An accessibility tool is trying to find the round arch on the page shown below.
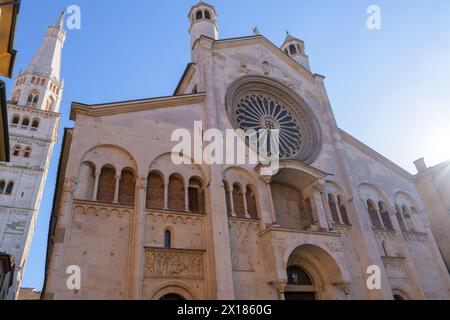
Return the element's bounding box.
[151,281,198,300]
[283,243,350,300]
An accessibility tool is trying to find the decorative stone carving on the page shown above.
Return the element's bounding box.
[239,56,249,75]
[147,212,203,226]
[136,177,147,191]
[72,200,131,218]
[326,240,344,252]
[261,61,272,75]
[63,176,77,193]
[144,248,204,279]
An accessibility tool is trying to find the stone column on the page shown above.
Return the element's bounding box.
[163,178,169,210]
[229,185,236,217]
[131,177,147,299]
[311,182,332,231]
[337,281,352,300]
[113,175,121,204]
[261,175,277,225]
[243,189,250,219]
[91,172,100,202]
[185,183,190,212]
[274,280,287,300]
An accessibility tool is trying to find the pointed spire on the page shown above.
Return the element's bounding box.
[25,12,67,82]
[54,11,65,29]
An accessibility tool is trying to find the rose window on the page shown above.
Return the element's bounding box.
[225,76,322,163]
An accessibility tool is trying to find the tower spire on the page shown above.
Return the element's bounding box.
[25,12,66,82]
[54,11,65,29]
[9,12,66,112]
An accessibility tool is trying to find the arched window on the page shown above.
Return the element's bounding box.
[164,230,171,249]
[40,79,45,86]
[23,147,32,159]
[31,118,39,131]
[21,117,30,129]
[367,200,382,229]
[223,180,232,217]
[289,44,297,55]
[168,174,185,211]
[337,196,350,225]
[5,182,14,196]
[402,206,415,231]
[146,171,164,210]
[196,10,203,20]
[188,177,205,213]
[97,166,116,203]
[118,168,135,206]
[395,205,407,232]
[204,10,211,19]
[328,194,341,224]
[46,97,55,111]
[287,266,314,286]
[378,201,393,230]
[246,185,258,219]
[11,115,20,127]
[0,180,5,194]
[232,183,245,218]
[26,94,33,106]
[31,77,36,84]
[393,294,406,301]
[12,145,21,157]
[32,95,39,107]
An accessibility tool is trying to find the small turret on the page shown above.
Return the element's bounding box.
[188,2,219,49]
[281,32,311,71]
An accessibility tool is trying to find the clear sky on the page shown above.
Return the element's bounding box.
[5,0,450,290]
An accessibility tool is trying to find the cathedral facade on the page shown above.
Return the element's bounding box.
[0,14,66,299]
[43,3,450,300]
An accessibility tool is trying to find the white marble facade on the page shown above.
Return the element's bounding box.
[0,14,65,299]
[43,3,450,300]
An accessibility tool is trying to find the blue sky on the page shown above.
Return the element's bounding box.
[5,0,450,290]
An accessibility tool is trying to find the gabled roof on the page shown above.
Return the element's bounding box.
[211,34,319,81]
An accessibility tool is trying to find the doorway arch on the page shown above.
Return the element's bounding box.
[284,244,349,300]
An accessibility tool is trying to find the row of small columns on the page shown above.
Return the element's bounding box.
[260,174,334,231]
[227,184,252,219]
[90,173,195,212]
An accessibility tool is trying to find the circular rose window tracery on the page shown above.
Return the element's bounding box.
[225,76,322,164]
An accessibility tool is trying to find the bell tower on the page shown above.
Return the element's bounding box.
[10,12,66,112]
[281,32,311,71]
[188,2,219,49]
[0,12,66,300]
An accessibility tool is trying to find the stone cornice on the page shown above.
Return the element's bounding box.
[70,93,206,120]
[0,163,43,175]
[7,103,61,119]
[213,35,319,82]
[339,129,414,182]
[259,225,340,238]
[10,133,52,145]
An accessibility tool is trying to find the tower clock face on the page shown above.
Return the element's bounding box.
[226,76,322,164]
